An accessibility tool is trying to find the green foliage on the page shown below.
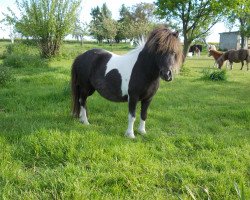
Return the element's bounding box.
[234,182,246,200]
[4,43,38,56]
[3,43,48,68]
[90,3,156,43]
[90,3,113,42]
[5,0,81,58]
[224,0,250,47]
[72,20,89,46]
[3,54,48,68]
[155,0,227,57]
[201,68,227,81]
[118,3,156,40]
[180,66,191,76]
[102,17,118,42]
[0,65,14,86]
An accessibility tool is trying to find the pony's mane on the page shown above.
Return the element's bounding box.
[209,49,223,55]
[122,37,146,56]
[145,27,183,71]
[145,27,181,55]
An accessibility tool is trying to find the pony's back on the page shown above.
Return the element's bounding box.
[226,49,249,62]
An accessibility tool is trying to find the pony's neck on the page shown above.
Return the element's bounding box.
[211,50,223,60]
[137,49,161,80]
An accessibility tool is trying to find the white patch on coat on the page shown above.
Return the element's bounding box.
[79,106,89,125]
[138,118,146,134]
[125,114,136,138]
[105,44,144,96]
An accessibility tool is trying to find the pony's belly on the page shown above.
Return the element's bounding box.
[92,69,128,102]
[97,90,128,102]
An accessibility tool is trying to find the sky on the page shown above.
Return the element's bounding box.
[0,0,234,42]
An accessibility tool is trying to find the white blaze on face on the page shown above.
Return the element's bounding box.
[105,46,144,96]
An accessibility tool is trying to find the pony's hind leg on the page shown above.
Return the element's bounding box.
[79,96,89,125]
[240,61,244,70]
[79,86,95,125]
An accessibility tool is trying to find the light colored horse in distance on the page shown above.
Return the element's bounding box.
[217,49,250,70]
[208,44,216,51]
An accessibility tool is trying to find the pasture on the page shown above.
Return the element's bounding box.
[0,41,249,199]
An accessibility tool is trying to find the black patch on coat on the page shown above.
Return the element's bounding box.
[74,49,126,102]
[189,44,202,55]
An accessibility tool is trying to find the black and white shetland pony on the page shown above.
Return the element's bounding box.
[71,27,182,138]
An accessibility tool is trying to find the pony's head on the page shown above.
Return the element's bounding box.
[145,27,182,81]
[208,50,212,57]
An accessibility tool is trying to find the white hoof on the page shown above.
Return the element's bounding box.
[80,119,90,125]
[138,128,146,135]
[125,131,135,139]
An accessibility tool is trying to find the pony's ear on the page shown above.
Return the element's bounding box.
[173,31,179,38]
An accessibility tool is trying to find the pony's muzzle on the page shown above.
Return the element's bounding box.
[160,69,172,81]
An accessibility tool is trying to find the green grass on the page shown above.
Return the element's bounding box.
[0,41,249,199]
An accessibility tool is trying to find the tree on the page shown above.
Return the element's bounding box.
[4,0,81,58]
[132,2,156,22]
[89,6,103,42]
[102,17,117,43]
[155,0,227,59]
[225,0,250,48]
[115,4,132,42]
[89,3,113,43]
[72,20,88,46]
[117,3,156,42]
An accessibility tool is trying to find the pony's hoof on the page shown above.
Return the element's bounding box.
[125,131,135,139]
[138,129,146,135]
[80,119,90,125]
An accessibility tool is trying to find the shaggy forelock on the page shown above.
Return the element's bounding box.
[145,27,183,72]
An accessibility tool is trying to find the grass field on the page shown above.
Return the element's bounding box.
[0,41,249,199]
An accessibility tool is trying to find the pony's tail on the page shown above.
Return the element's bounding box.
[71,62,80,117]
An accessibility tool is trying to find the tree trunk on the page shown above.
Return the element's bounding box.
[239,17,246,49]
[240,32,245,49]
[40,38,61,58]
[80,36,83,46]
[183,37,192,62]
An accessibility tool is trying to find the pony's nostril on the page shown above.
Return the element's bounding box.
[167,70,172,76]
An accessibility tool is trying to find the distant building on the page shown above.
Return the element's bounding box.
[219,31,250,50]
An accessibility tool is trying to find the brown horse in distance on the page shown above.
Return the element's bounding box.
[217,49,250,70]
[208,49,224,68]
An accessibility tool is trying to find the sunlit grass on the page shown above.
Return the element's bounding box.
[0,41,249,199]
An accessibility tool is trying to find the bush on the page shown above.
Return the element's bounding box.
[201,68,227,81]
[2,43,48,68]
[180,65,191,76]
[4,43,37,56]
[3,54,48,68]
[0,65,14,86]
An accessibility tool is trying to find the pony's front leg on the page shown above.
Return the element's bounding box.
[138,99,152,134]
[125,96,138,138]
[230,62,233,70]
